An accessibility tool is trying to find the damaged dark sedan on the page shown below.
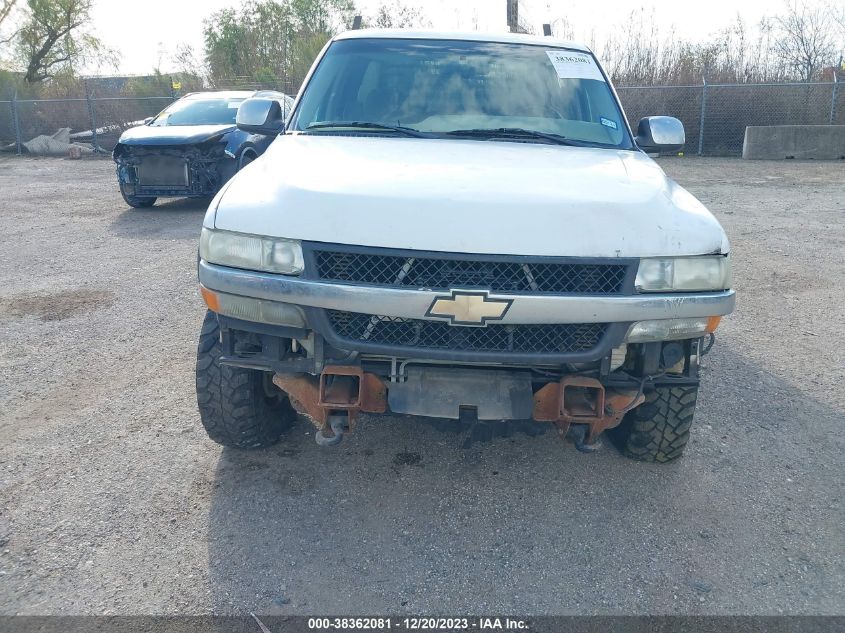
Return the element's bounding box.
[113,90,293,208]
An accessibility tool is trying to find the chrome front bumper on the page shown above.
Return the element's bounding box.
[198,260,736,325]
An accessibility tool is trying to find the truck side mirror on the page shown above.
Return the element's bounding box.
[635,116,685,154]
[237,98,285,136]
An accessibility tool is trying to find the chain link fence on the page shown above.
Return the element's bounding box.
[1,94,175,154]
[1,80,842,156]
[617,80,843,156]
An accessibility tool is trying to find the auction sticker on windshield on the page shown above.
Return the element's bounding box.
[546,51,605,81]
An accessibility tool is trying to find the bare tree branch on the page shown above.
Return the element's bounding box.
[773,0,837,80]
[0,0,17,47]
[367,0,430,29]
[0,0,16,26]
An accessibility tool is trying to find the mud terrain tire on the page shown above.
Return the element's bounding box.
[195,310,295,448]
[611,385,698,463]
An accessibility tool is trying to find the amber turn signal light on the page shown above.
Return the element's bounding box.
[199,285,220,312]
[706,316,722,333]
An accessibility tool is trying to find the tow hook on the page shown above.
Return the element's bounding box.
[273,366,387,448]
[568,424,603,453]
[532,375,645,448]
[315,413,350,447]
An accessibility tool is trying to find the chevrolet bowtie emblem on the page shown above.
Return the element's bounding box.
[425,290,513,327]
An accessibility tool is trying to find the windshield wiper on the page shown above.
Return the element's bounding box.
[443,128,586,146]
[305,121,429,138]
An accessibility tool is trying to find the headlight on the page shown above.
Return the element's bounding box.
[199,228,304,275]
[636,255,731,292]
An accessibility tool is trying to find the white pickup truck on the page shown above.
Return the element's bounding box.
[195,30,734,462]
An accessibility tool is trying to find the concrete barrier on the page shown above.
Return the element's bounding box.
[742,125,845,160]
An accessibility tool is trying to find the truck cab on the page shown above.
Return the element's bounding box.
[195,30,734,462]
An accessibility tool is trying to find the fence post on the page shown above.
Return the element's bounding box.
[830,74,839,125]
[697,78,707,156]
[84,79,100,153]
[11,92,22,155]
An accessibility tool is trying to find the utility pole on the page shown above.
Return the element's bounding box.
[507,0,518,33]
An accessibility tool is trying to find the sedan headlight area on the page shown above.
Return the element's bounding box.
[626,316,721,343]
[636,255,731,292]
[200,228,304,275]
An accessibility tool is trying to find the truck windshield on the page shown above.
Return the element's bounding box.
[291,38,632,149]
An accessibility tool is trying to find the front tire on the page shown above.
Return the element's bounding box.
[120,185,156,208]
[610,385,698,463]
[195,310,295,449]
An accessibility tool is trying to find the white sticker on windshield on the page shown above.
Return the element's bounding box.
[228,102,241,109]
[546,51,605,82]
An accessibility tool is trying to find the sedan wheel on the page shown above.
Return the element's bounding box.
[238,152,256,170]
[120,185,156,209]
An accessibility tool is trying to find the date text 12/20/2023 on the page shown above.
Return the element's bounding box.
[306,617,530,630]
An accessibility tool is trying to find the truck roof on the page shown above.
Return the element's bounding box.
[333,29,591,53]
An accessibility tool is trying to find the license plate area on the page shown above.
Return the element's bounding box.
[136,156,189,187]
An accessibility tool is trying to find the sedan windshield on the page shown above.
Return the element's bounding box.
[291,38,631,148]
[150,98,245,127]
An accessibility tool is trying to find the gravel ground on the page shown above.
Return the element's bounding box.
[0,156,843,616]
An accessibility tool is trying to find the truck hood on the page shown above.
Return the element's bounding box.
[211,135,729,258]
[118,124,234,146]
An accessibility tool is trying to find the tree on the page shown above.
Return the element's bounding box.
[773,0,838,80]
[14,0,116,82]
[830,1,845,69]
[368,1,429,29]
[0,0,14,25]
[0,0,18,51]
[589,8,797,86]
[600,8,662,85]
[833,2,845,36]
[0,0,15,32]
[203,0,355,91]
[290,0,354,34]
[171,43,203,78]
[204,1,295,86]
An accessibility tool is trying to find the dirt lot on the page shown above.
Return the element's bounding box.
[0,156,843,616]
